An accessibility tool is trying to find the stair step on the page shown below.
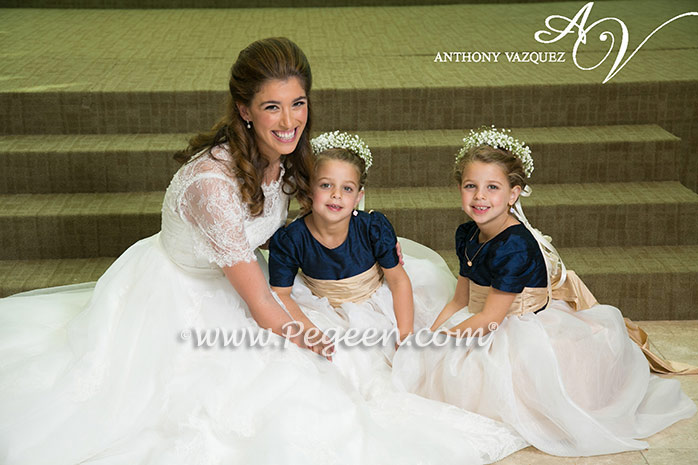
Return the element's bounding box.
[0,257,115,298]
[435,245,698,320]
[2,182,692,259]
[4,245,696,321]
[1,182,695,260]
[0,191,164,259]
[0,125,680,194]
[0,134,184,194]
[5,84,696,137]
[360,182,698,249]
[359,125,680,187]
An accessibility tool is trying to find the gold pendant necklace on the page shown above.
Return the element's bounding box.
[464,228,488,267]
[465,219,518,267]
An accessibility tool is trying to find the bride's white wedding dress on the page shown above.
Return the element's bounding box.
[0,146,526,465]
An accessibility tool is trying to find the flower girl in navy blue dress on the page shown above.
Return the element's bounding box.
[268,132,461,396]
[391,127,696,457]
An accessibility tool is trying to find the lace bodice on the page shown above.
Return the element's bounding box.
[160,145,288,274]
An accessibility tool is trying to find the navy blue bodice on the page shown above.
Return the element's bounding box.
[269,210,399,287]
[456,221,547,293]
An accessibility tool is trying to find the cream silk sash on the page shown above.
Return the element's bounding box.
[300,263,383,308]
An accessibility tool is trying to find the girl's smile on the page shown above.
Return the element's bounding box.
[460,161,521,239]
[310,159,364,225]
[470,205,491,214]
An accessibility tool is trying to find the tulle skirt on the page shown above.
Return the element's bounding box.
[391,299,697,457]
[0,234,526,464]
[281,238,457,396]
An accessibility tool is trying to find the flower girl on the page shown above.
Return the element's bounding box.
[269,131,456,394]
[391,126,697,457]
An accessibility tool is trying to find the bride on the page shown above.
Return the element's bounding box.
[0,37,526,464]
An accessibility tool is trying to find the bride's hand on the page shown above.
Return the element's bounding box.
[395,240,404,265]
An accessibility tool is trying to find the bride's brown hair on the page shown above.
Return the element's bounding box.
[174,37,314,216]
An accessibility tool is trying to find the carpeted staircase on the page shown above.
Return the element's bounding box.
[1,2,697,319]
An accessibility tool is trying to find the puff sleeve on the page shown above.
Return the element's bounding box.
[487,235,543,293]
[268,227,300,287]
[368,211,399,270]
[178,173,257,268]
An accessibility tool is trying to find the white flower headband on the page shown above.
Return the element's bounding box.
[455,126,534,178]
[310,131,373,171]
[455,127,564,286]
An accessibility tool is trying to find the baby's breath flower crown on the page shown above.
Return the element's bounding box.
[310,131,373,171]
[455,126,534,178]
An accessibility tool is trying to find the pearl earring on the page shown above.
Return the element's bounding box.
[246,120,251,129]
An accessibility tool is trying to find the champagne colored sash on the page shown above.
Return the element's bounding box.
[469,282,548,316]
[510,190,696,374]
[550,270,599,311]
[623,318,698,375]
[468,272,597,317]
[300,263,383,308]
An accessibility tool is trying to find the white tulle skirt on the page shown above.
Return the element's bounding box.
[391,298,697,457]
[0,234,527,464]
[280,237,459,397]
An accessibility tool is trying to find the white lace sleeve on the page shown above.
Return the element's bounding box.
[178,173,257,268]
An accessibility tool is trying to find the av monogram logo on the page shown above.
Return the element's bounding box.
[534,2,697,83]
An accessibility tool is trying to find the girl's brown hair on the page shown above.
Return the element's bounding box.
[315,148,367,187]
[174,37,314,217]
[454,145,527,190]
[300,148,367,215]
